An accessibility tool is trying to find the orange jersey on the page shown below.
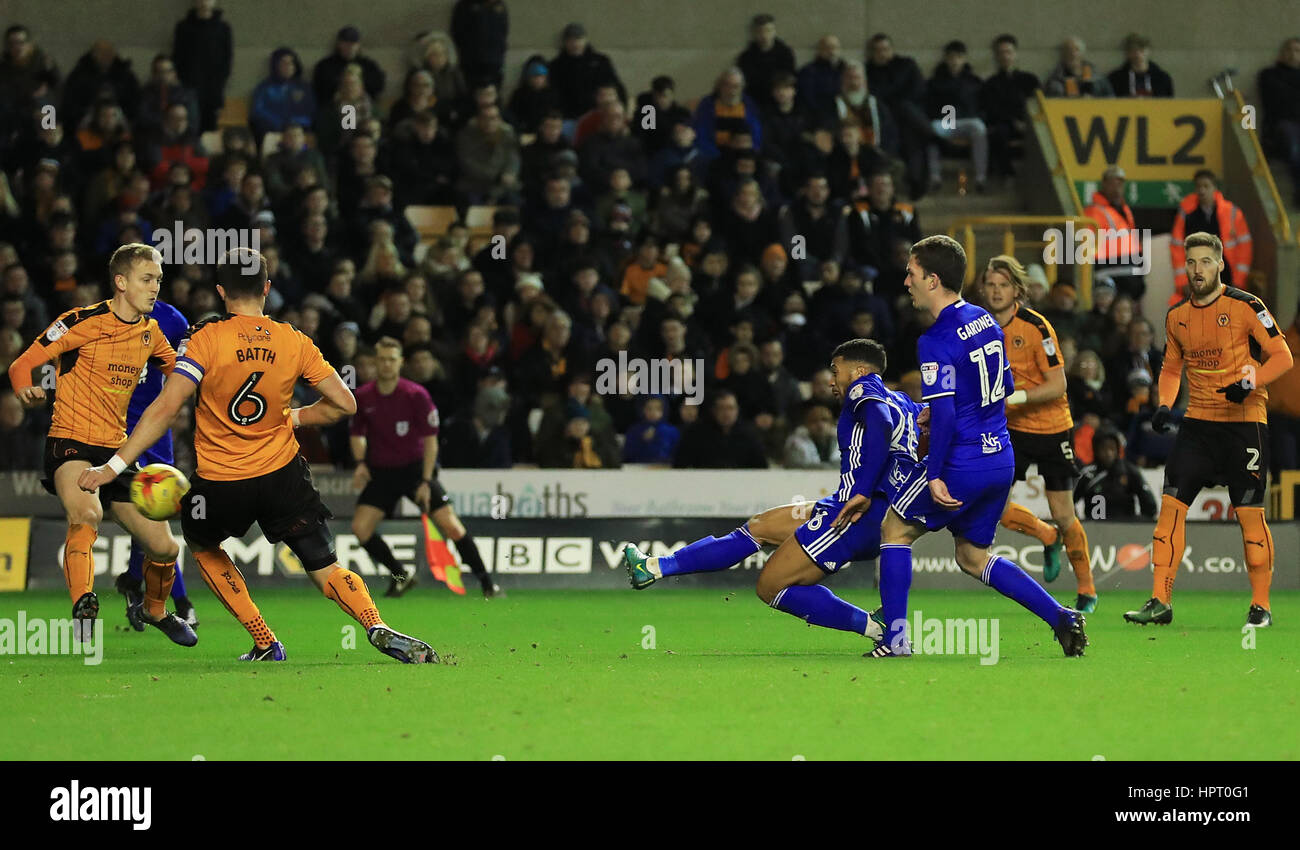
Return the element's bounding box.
[1161,286,1282,424]
[10,301,176,448]
[1001,306,1073,434]
[173,313,335,481]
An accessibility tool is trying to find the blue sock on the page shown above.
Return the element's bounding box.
[984,556,1064,626]
[171,560,188,600]
[658,525,760,577]
[126,542,144,584]
[771,584,868,634]
[879,544,913,652]
[128,541,188,600]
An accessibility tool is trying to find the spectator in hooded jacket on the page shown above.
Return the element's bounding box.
[508,55,559,134]
[250,47,315,143]
[1107,33,1173,97]
[171,0,233,133]
[549,22,627,123]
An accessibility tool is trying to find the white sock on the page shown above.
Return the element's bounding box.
[647,557,663,578]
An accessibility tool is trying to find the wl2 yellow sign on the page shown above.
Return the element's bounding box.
[1043,98,1223,182]
[0,518,30,591]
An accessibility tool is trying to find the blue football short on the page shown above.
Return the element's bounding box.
[794,495,890,573]
[888,459,1015,547]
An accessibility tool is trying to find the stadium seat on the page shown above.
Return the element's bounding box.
[405,205,458,243]
[465,205,498,237]
[217,96,249,129]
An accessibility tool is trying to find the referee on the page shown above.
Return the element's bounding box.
[350,338,502,597]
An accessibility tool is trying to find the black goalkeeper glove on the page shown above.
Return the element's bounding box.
[1150,405,1172,433]
[1216,381,1252,404]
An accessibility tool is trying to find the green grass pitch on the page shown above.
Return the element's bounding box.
[2,588,1296,760]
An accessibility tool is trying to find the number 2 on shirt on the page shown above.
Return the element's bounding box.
[968,340,1006,407]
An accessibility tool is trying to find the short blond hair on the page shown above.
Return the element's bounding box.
[374,336,404,356]
[108,243,161,288]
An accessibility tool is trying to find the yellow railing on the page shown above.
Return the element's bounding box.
[1033,90,1085,218]
[1232,90,1293,245]
[1268,470,1300,520]
[946,215,1100,305]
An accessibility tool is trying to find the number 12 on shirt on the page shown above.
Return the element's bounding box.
[968,340,1007,407]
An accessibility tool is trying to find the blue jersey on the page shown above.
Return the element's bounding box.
[918,299,1014,476]
[126,299,188,464]
[834,373,923,500]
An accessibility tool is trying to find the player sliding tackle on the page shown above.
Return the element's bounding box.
[625,338,923,644]
[871,235,1087,658]
[78,247,437,663]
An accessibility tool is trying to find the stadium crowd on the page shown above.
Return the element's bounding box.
[0,1,1297,476]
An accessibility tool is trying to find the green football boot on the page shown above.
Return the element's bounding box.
[1123,597,1173,625]
[1043,526,1064,583]
[624,544,657,590]
[1075,594,1098,614]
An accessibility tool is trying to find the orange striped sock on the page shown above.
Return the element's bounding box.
[1236,507,1273,610]
[63,523,96,602]
[1151,495,1188,604]
[1000,502,1058,546]
[142,558,176,620]
[1061,519,1095,596]
[194,548,277,647]
[322,567,383,630]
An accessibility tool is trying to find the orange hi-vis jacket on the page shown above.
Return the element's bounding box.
[1169,190,1252,302]
[1082,191,1139,262]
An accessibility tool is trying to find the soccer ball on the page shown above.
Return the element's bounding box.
[130,463,191,521]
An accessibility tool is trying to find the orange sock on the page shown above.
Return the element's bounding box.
[1061,518,1094,596]
[1151,495,1189,604]
[321,567,383,630]
[142,558,176,620]
[1236,507,1273,610]
[63,523,97,603]
[1001,502,1057,545]
[193,548,277,647]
